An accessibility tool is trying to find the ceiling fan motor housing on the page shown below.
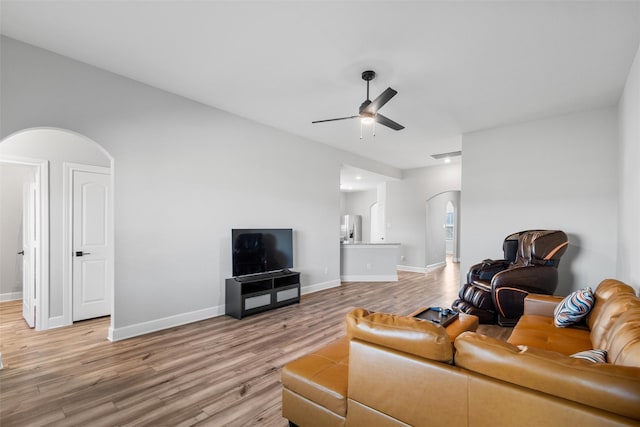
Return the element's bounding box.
[361,70,376,81]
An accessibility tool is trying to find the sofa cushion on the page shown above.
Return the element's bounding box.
[281,337,349,417]
[586,279,637,331]
[455,332,640,421]
[508,314,592,355]
[345,308,453,362]
[553,288,594,327]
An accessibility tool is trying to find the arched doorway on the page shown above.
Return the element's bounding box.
[0,128,114,335]
[425,191,460,268]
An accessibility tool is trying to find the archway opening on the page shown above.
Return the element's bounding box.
[0,128,114,337]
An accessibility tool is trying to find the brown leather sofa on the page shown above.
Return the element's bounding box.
[282,279,640,427]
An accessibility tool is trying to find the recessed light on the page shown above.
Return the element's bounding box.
[444,158,451,164]
[355,176,362,180]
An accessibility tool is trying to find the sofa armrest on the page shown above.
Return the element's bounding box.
[523,294,564,317]
[454,332,640,421]
[346,308,453,362]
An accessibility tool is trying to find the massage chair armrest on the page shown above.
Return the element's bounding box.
[492,265,559,294]
[491,267,559,319]
[523,294,564,317]
[345,308,453,362]
[467,259,509,284]
[454,332,640,421]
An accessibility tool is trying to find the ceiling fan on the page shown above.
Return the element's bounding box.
[312,70,405,133]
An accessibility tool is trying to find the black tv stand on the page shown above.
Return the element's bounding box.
[225,270,300,319]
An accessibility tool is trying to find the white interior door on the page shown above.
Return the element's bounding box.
[72,169,112,321]
[21,182,37,328]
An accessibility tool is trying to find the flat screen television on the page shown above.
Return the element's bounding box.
[232,228,293,277]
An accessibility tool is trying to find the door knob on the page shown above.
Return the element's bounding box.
[75,251,92,257]
[17,250,24,255]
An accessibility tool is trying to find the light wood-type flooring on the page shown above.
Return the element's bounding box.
[0,260,511,426]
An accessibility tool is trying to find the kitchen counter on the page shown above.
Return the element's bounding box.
[340,241,401,246]
[340,242,400,282]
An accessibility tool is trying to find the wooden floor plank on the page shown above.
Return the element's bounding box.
[0,260,511,426]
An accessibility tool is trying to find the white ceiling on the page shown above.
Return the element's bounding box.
[1,1,639,170]
[340,165,399,193]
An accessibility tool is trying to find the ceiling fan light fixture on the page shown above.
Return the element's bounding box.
[361,113,375,125]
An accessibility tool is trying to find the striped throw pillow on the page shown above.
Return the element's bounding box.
[553,287,594,327]
[571,349,607,363]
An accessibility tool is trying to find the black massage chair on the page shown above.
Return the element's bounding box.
[452,230,569,326]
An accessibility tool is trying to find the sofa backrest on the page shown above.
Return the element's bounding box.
[587,279,640,367]
[605,308,640,367]
[345,308,453,362]
[454,332,640,421]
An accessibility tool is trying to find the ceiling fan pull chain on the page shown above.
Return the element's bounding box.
[373,119,376,138]
[360,120,363,140]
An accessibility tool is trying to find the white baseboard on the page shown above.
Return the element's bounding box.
[108,278,342,342]
[426,261,447,269]
[340,274,398,282]
[301,279,341,295]
[108,304,225,342]
[0,291,22,302]
[397,265,427,273]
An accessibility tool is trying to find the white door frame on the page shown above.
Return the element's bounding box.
[0,156,50,330]
[63,162,114,326]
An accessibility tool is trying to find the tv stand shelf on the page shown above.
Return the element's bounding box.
[225,270,300,319]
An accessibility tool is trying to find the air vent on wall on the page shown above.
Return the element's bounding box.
[431,150,462,160]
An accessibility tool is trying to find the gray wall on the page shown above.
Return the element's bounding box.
[461,107,619,295]
[385,163,462,269]
[0,164,35,298]
[0,36,401,334]
[341,189,377,242]
[618,43,640,291]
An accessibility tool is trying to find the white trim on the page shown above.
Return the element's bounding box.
[340,274,398,282]
[397,265,427,273]
[108,305,225,342]
[0,292,23,302]
[46,315,69,329]
[301,279,341,295]
[0,155,50,331]
[426,261,447,269]
[63,162,113,326]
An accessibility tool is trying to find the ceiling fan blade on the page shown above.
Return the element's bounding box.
[362,87,397,114]
[312,116,359,124]
[375,113,405,130]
